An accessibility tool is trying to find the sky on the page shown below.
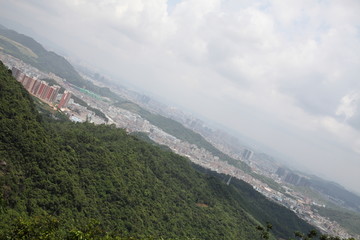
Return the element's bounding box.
[1,0,360,193]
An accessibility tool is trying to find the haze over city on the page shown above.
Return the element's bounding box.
[1,0,360,194]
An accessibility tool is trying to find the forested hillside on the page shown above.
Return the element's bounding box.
[314,206,360,236]
[0,27,121,101]
[310,177,360,213]
[0,61,314,239]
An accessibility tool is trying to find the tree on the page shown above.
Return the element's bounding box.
[2,215,60,240]
[256,222,272,239]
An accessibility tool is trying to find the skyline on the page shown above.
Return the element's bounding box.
[1,0,360,193]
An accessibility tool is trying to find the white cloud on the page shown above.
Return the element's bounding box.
[336,92,360,121]
[321,116,360,154]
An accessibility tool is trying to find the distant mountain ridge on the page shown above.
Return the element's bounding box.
[0,26,121,101]
[0,27,80,80]
[276,167,360,213]
[310,176,360,212]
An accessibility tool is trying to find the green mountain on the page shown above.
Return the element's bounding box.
[0,27,121,101]
[314,206,360,236]
[277,167,360,213]
[0,61,315,239]
[309,177,360,213]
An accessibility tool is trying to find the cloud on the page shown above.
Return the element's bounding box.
[336,91,360,121]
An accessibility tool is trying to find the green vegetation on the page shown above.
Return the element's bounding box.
[0,61,316,239]
[309,177,360,213]
[114,101,251,172]
[256,222,273,239]
[32,96,68,122]
[0,35,38,58]
[2,217,354,240]
[192,165,314,239]
[257,227,355,240]
[1,215,201,240]
[0,28,122,101]
[314,206,360,236]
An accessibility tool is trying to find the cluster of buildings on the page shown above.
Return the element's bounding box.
[254,184,353,238]
[242,148,254,160]
[276,167,311,187]
[106,105,149,131]
[58,90,72,109]
[11,66,72,109]
[67,100,108,124]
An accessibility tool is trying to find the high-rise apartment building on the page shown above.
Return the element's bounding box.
[242,149,254,160]
[10,67,63,105]
[58,90,72,109]
[36,81,47,97]
[45,87,54,102]
[11,67,21,79]
[40,85,51,100]
[49,86,60,103]
[22,76,31,87]
[30,80,41,95]
[17,72,26,83]
[25,78,36,92]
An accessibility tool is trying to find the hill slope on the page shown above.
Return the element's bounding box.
[0,27,121,101]
[314,206,360,236]
[310,177,360,213]
[0,61,316,239]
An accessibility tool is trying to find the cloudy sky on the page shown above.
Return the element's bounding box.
[1,0,360,193]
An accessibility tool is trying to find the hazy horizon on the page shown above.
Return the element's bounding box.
[1,0,360,194]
